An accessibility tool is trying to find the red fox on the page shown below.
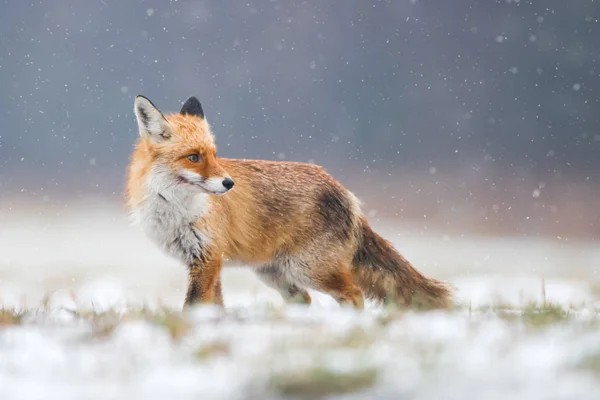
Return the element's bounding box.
[125,95,453,310]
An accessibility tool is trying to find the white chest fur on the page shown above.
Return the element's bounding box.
[133,191,211,265]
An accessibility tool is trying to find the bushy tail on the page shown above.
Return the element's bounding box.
[352,218,454,310]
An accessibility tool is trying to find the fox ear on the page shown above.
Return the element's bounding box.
[134,95,171,142]
[180,96,204,119]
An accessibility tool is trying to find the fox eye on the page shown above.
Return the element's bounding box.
[187,154,201,163]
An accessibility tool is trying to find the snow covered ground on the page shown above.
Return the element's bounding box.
[1,204,600,399]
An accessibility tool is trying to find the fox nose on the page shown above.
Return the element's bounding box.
[222,177,235,190]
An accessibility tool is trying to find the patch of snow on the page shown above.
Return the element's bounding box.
[1,206,600,399]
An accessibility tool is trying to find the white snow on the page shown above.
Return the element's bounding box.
[1,204,600,399]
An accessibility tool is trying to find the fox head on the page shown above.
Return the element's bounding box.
[133,95,234,197]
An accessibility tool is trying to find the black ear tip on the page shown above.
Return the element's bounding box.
[183,96,201,109]
[180,95,205,118]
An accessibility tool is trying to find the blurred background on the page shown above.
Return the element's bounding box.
[0,1,599,308]
[1,0,598,238]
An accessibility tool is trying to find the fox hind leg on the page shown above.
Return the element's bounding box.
[302,259,364,310]
[267,254,364,310]
[255,266,312,305]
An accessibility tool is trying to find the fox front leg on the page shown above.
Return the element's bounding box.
[213,276,224,307]
[184,257,223,308]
